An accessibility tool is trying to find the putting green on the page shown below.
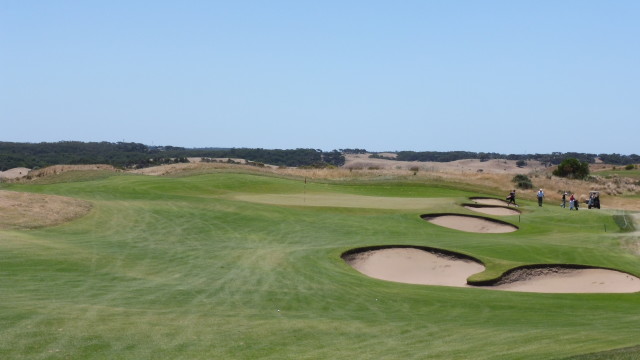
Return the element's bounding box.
[232,193,452,209]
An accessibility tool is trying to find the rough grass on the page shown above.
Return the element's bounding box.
[0,190,92,229]
[1,170,639,359]
[562,345,640,360]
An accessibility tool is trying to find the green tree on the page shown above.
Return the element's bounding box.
[552,158,590,179]
[512,174,533,189]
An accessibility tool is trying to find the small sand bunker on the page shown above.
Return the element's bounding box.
[421,213,518,233]
[464,204,520,216]
[470,197,511,206]
[343,246,485,287]
[487,266,640,293]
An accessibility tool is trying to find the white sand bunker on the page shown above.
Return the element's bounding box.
[487,266,640,293]
[343,247,485,287]
[464,204,520,216]
[470,197,511,206]
[343,247,640,293]
[421,214,518,233]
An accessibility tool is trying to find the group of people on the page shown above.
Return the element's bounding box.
[561,192,579,210]
[506,189,580,210]
[506,189,546,207]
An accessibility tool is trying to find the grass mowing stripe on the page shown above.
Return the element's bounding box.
[1,172,639,359]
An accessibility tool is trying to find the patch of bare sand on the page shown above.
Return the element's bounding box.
[343,153,542,174]
[233,193,451,209]
[464,205,520,216]
[129,162,277,176]
[0,167,31,179]
[470,197,511,206]
[490,267,640,294]
[422,214,518,233]
[0,190,92,230]
[343,247,485,287]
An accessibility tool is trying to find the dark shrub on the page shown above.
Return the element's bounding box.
[512,174,533,189]
[552,158,590,179]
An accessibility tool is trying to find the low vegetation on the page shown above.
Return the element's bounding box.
[512,174,534,189]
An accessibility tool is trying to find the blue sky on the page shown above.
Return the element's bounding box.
[1,1,639,154]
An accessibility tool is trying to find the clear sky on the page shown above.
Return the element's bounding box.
[1,1,639,154]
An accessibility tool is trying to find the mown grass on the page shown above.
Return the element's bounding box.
[1,172,639,359]
[594,168,640,180]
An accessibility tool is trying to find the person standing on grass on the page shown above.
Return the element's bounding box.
[561,192,567,208]
[569,194,575,210]
[537,189,545,207]
[507,190,517,206]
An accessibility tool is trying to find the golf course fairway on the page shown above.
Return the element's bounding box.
[1,170,639,359]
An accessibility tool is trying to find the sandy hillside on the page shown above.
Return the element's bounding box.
[0,167,31,179]
[343,153,545,174]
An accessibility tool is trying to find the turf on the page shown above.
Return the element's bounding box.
[1,172,639,359]
[594,168,640,180]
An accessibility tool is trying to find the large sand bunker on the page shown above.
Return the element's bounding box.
[463,204,520,216]
[343,247,640,293]
[342,246,485,287]
[421,213,518,233]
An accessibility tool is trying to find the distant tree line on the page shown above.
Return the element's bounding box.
[2,141,637,171]
[374,151,639,166]
[0,142,345,170]
[340,148,368,154]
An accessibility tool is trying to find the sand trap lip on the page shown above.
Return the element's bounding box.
[343,247,640,293]
[475,265,640,294]
[342,246,485,287]
[469,197,511,206]
[463,204,520,216]
[421,213,518,233]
